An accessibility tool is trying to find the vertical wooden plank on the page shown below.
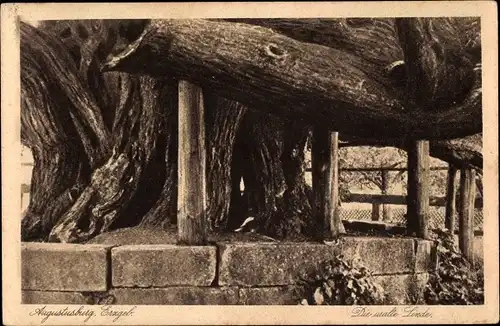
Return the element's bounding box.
[458,168,476,265]
[445,165,458,233]
[177,80,207,245]
[312,129,340,239]
[371,203,381,221]
[406,140,430,238]
[381,170,393,221]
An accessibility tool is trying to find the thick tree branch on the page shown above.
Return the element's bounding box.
[102,19,481,140]
[395,18,478,111]
[21,22,111,166]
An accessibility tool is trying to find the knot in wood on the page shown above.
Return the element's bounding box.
[264,43,287,60]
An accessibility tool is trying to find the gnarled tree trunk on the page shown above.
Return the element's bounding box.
[22,20,248,241]
[21,18,483,242]
[232,111,313,239]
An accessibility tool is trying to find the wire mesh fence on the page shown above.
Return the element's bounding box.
[339,206,484,231]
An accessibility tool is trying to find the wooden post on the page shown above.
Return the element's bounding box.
[371,203,381,221]
[406,140,430,238]
[381,170,393,221]
[445,165,458,233]
[177,80,207,245]
[312,129,340,239]
[458,168,476,265]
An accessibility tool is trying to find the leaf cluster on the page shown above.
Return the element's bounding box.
[297,255,386,305]
[424,228,484,304]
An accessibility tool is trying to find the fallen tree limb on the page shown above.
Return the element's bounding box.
[102,19,481,140]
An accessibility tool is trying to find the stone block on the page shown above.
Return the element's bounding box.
[414,239,437,272]
[22,242,111,291]
[218,242,341,286]
[22,291,89,304]
[218,237,416,286]
[373,273,429,305]
[112,245,216,287]
[239,286,301,305]
[338,237,415,275]
[110,287,238,305]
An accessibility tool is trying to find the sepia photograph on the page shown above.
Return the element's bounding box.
[2,2,498,325]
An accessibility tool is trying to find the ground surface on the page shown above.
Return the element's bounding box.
[83,220,410,246]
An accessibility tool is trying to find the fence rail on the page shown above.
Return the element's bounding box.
[306,166,448,172]
[344,192,483,208]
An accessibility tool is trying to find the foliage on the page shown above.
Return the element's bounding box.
[340,146,449,197]
[424,228,484,305]
[340,146,407,192]
[297,255,386,305]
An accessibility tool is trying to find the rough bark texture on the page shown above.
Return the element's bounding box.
[22,20,181,242]
[395,18,477,111]
[49,75,174,242]
[430,134,482,170]
[222,18,403,89]
[205,94,247,231]
[275,121,314,239]
[103,19,481,140]
[38,19,149,130]
[20,22,109,240]
[232,111,313,239]
[23,20,247,240]
[138,82,178,228]
[234,111,286,233]
[22,18,483,242]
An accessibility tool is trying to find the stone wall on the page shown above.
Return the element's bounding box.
[22,237,436,305]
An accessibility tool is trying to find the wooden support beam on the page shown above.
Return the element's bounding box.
[381,170,393,221]
[445,165,459,232]
[371,203,381,221]
[177,80,207,245]
[458,168,476,265]
[312,129,341,239]
[406,140,430,238]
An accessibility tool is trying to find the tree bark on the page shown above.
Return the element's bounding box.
[22,21,249,241]
[20,22,109,240]
[39,19,150,128]
[21,18,483,242]
[232,111,313,239]
[395,18,477,111]
[49,75,175,242]
[205,95,247,231]
[103,19,481,140]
